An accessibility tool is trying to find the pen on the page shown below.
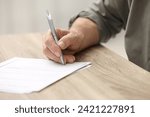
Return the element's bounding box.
[46,11,65,65]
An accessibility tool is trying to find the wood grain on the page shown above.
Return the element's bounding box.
[0,33,150,99]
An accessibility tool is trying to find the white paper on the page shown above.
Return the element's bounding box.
[0,57,91,93]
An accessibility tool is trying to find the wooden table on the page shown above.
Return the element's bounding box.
[0,33,150,99]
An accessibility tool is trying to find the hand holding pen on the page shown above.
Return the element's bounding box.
[43,11,99,64]
[43,11,80,64]
[46,11,65,64]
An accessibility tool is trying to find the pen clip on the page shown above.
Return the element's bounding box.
[46,10,51,19]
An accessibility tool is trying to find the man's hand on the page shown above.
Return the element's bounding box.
[43,28,84,64]
[43,18,100,64]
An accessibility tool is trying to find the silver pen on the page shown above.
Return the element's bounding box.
[46,11,65,65]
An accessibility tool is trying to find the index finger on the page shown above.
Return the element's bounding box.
[45,30,62,57]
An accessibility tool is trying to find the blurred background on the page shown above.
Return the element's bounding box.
[0,0,127,59]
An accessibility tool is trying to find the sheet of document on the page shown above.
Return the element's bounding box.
[0,57,91,93]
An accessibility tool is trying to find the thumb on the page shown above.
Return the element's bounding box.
[58,34,73,50]
[56,28,69,39]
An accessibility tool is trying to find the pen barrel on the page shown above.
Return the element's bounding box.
[48,19,59,43]
[47,16,65,64]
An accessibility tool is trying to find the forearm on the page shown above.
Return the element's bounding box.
[69,17,100,51]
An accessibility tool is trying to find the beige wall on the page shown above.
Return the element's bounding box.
[0,0,93,34]
[0,0,127,58]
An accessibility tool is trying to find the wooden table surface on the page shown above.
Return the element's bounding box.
[0,33,150,100]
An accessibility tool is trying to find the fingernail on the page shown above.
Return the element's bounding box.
[69,57,75,63]
[72,56,75,61]
[58,41,65,49]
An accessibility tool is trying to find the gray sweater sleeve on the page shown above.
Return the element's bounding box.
[69,0,129,42]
